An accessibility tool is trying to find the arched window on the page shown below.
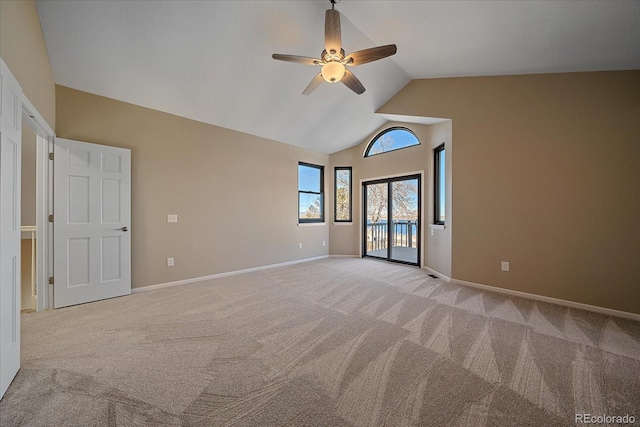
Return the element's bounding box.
[364,127,420,157]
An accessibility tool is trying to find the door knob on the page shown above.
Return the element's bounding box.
[119,226,128,232]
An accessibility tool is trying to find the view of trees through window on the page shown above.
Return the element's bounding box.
[335,167,351,222]
[434,144,445,224]
[366,180,418,225]
[365,127,420,157]
[298,163,324,222]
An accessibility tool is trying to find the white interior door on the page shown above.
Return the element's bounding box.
[54,138,131,308]
[0,59,23,399]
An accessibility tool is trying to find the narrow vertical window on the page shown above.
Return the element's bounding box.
[434,144,445,225]
[298,162,324,223]
[334,167,352,222]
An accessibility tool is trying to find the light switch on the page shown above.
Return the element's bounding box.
[167,214,178,223]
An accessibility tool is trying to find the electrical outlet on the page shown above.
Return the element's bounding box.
[322,240,326,247]
[501,261,509,272]
[167,257,175,267]
[167,214,178,223]
[298,243,303,250]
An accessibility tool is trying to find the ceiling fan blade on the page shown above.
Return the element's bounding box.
[342,70,365,95]
[272,54,321,65]
[325,9,341,54]
[302,73,325,95]
[345,44,397,66]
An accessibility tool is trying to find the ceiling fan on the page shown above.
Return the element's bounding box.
[272,0,397,95]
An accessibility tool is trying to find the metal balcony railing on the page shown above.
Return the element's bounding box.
[366,220,417,251]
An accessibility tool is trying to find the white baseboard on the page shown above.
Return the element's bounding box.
[132,255,329,294]
[329,254,359,258]
[422,266,451,282]
[453,278,640,321]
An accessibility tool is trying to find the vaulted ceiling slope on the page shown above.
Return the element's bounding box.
[35,1,640,154]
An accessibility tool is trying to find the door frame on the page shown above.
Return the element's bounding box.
[360,170,424,267]
[22,94,55,311]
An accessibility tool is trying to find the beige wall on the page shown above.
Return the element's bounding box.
[378,71,640,314]
[425,121,452,277]
[21,123,37,226]
[0,0,56,129]
[56,85,329,289]
[329,121,453,276]
[21,240,34,311]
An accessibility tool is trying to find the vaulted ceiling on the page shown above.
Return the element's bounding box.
[36,1,640,154]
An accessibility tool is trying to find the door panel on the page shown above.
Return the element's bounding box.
[389,178,419,264]
[101,236,122,282]
[363,175,420,266]
[102,178,121,222]
[0,59,22,399]
[54,138,131,308]
[364,182,387,258]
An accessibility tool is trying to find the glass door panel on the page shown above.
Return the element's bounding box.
[390,178,419,264]
[363,175,420,266]
[364,183,388,258]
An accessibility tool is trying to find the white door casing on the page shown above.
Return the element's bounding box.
[54,138,131,308]
[0,59,23,399]
[22,96,56,313]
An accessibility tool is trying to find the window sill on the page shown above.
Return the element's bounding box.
[333,222,353,226]
[430,224,445,230]
[298,222,326,227]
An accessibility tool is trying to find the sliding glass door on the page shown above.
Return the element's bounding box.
[363,175,420,265]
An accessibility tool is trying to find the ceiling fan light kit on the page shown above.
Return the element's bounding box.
[272,0,397,95]
[322,61,346,83]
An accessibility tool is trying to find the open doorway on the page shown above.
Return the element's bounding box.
[22,98,55,313]
[20,123,38,313]
[363,174,421,266]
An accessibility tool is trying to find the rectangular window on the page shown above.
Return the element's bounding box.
[434,144,445,225]
[298,162,324,223]
[334,167,352,222]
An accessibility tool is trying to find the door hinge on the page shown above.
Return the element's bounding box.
[48,214,54,223]
[48,277,54,285]
[49,152,54,161]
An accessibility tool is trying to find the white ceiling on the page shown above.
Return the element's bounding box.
[35,1,640,154]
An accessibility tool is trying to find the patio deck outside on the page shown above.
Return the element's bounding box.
[365,220,418,265]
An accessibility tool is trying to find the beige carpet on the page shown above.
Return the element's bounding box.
[1,258,639,426]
